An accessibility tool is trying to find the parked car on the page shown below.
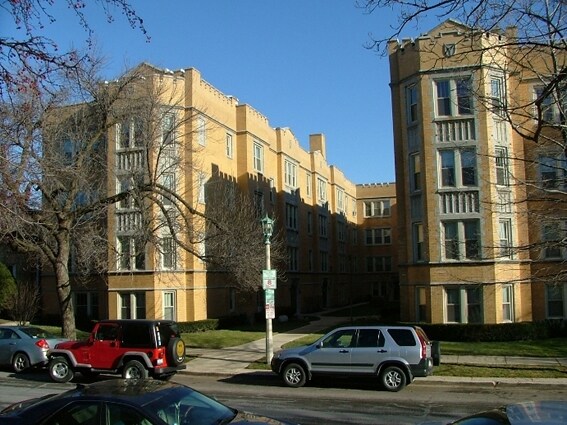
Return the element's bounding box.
[271,325,439,392]
[447,400,567,424]
[47,319,186,383]
[0,378,297,425]
[0,326,68,373]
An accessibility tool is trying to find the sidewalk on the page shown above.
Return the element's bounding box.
[182,315,567,385]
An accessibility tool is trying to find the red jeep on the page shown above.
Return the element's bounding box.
[48,319,186,383]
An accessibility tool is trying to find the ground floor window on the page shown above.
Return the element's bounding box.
[120,292,146,319]
[502,284,514,322]
[445,286,483,323]
[74,292,99,321]
[546,283,566,318]
[163,291,175,320]
[416,287,426,322]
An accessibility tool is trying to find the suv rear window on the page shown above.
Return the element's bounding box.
[121,323,153,348]
[157,323,180,347]
[387,329,417,346]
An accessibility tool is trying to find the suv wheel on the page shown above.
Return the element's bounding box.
[282,362,306,388]
[122,360,149,379]
[380,365,406,392]
[49,356,74,383]
[167,337,186,366]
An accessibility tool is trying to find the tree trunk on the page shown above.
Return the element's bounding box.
[54,235,77,340]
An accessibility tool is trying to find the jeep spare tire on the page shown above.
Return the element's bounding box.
[167,337,186,366]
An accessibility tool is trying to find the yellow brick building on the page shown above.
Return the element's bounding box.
[389,19,566,324]
[47,63,400,324]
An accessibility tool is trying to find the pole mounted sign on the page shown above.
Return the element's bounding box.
[262,269,277,290]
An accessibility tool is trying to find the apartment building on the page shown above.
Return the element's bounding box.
[32,63,399,324]
[389,19,566,324]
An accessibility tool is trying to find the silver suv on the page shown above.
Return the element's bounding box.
[270,325,438,391]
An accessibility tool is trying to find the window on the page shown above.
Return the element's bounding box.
[363,199,391,217]
[365,228,392,245]
[117,236,145,270]
[337,221,346,242]
[288,247,298,271]
[445,286,482,323]
[308,249,313,271]
[197,116,206,146]
[546,284,565,318]
[534,85,566,123]
[306,172,312,197]
[439,148,477,187]
[163,291,175,320]
[502,285,514,322]
[74,292,99,321]
[43,402,100,425]
[117,178,133,209]
[317,177,327,202]
[414,223,424,261]
[540,155,567,189]
[435,78,472,117]
[495,147,509,186]
[161,236,176,269]
[319,214,328,237]
[162,173,175,206]
[307,211,313,234]
[198,172,206,204]
[284,160,297,189]
[285,203,298,230]
[253,142,264,173]
[406,84,418,123]
[321,251,328,272]
[416,287,426,322]
[542,221,566,259]
[162,113,176,146]
[490,77,505,114]
[442,220,481,260]
[499,219,513,259]
[336,188,345,212]
[410,153,421,191]
[366,256,392,272]
[254,190,264,216]
[120,292,146,319]
[226,133,233,158]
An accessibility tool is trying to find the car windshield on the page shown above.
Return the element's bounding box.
[145,386,237,425]
[19,327,56,339]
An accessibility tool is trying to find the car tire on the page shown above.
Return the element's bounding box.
[49,356,74,383]
[167,337,186,366]
[380,365,406,392]
[282,362,306,388]
[122,360,149,380]
[12,352,30,373]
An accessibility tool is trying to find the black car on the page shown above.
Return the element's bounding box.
[0,379,295,425]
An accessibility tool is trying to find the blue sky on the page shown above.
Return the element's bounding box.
[4,1,434,183]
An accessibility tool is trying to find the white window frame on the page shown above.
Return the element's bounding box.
[502,284,514,322]
[406,84,418,123]
[119,292,146,319]
[319,214,328,238]
[336,188,345,212]
[434,77,473,117]
[546,283,567,318]
[365,228,392,245]
[253,142,264,173]
[226,133,233,158]
[445,286,483,324]
[438,148,477,188]
[495,147,510,186]
[117,236,145,271]
[306,172,312,197]
[363,199,391,218]
[163,291,175,321]
[499,219,513,259]
[284,160,297,189]
[161,236,176,269]
[317,177,327,202]
[539,154,567,190]
[541,221,567,259]
[442,220,481,261]
[285,203,298,230]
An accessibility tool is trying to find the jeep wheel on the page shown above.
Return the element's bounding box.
[49,356,74,383]
[122,360,149,380]
[167,337,186,366]
[12,352,30,373]
[380,365,406,392]
[282,362,306,388]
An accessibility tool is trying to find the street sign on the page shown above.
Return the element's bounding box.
[262,269,277,289]
[265,288,275,319]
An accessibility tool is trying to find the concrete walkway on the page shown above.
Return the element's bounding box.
[182,316,567,385]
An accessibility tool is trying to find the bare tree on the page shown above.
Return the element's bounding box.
[0,61,287,338]
[4,281,41,325]
[1,0,146,99]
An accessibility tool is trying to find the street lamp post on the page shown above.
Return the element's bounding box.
[261,214,275,365]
